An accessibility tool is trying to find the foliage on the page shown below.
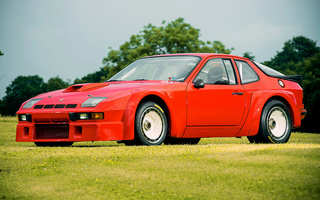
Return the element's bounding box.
[243,52,255,60]
[102,18,234,80]
[0,50,3,56]
[45,76,69,91]
[0,75,46,115]
[0,76,69,116]
[269,36,320,67]
[295,53,320,132]
[1,117,320,199]
[263,36,320,133]
[73,67,108,84]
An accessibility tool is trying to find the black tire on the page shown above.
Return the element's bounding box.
[34,142,74,147]
[135,101,168,146]
[248,100,292,144]
[247,134,264,144]
[164,137,201,145]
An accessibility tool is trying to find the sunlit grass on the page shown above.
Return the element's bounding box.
[1,117,319,199]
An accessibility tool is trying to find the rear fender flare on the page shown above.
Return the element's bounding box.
[246,90,299,136]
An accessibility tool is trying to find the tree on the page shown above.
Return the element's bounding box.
[0,51,3,56]
[0,75,46,115]
[265,36,320,133]
[295,53,320,132]
[73,68,108,84]
[270,36,320,68]
[45,76,69,91]
[243,52,255,60]
[0,75,71,116]
[102,18,234,80]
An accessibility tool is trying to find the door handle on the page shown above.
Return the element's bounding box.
[232,92,243,95]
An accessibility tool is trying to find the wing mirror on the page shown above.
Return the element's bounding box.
[194,79,205,89]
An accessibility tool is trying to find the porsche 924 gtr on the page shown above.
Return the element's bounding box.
[16,53,306,146]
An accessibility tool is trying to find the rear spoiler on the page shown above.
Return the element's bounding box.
[270,75,302,82]
[281,75,302,82]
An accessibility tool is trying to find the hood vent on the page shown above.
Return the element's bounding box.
[63,83,109,93]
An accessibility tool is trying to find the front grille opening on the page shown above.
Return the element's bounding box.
[33,104,77,109]
[74,126,82,137]
[66,104,77,108]
[44,105,54,109]
[34,105,44,109]
[35,124,69,139]
[54,104,66,108]
[23,127,29,138]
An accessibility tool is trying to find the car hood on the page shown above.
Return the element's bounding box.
[27,81,173,106]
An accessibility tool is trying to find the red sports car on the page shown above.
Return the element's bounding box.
[16,53,306,146]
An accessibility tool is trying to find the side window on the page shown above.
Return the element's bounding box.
[194,58,228,84]
[223,59,237,85]
[194,58,237,85]
[235,60,259,84]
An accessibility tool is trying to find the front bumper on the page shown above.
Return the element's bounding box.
[16,110,126,142]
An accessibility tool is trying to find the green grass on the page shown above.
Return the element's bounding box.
[1,116,320,199]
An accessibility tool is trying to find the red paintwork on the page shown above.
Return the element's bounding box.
[16,53,306,143]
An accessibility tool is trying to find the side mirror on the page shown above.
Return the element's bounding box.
[194,79,205,89]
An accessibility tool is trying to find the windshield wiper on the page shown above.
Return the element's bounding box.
[107,80,124,82]
[132,79,148,81]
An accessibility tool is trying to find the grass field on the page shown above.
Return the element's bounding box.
[1,116,319,199]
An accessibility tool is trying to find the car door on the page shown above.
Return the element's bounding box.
[187,58,246,126]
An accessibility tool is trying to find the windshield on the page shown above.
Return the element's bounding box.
[108,56,201,82]
[253,61,284,77]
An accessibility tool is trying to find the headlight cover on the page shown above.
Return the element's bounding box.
[81,97,107,107]
[18,114,32,122]
[22,98,43,109]
[69,112,104,121]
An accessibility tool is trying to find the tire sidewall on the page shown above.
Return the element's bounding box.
[135,101,168,145]
[260,100,292,143]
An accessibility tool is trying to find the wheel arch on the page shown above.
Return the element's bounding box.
[245,91,299,137]
[263,96,295,126]
[136,95,171,136]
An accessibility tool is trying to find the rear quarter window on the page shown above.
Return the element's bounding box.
[235,60,259,84]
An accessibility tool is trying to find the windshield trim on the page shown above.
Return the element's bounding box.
[107,55,202,82]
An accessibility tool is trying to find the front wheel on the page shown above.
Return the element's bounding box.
[248,100,292,144]
[135,101,168,146]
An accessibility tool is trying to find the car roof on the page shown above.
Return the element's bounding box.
[143,53,250,61]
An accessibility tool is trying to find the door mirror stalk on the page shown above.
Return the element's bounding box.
[194,79,205,89]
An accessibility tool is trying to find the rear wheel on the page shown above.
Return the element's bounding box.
[135,101,168,146]
[248,100,292,144]
[34,142,74,147]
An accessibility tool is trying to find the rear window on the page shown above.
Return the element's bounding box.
[253,61,284,77]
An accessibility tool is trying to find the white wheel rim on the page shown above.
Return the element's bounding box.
[267,106,288,138]
[141,108,164,143]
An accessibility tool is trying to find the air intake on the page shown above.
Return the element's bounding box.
[63,83,109,93]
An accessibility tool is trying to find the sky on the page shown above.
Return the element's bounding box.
[0,0,320,99]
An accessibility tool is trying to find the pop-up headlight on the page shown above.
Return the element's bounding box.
[22,98,43,109]
[81,97,107,107]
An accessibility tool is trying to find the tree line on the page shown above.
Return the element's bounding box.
[0,18,319,132]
